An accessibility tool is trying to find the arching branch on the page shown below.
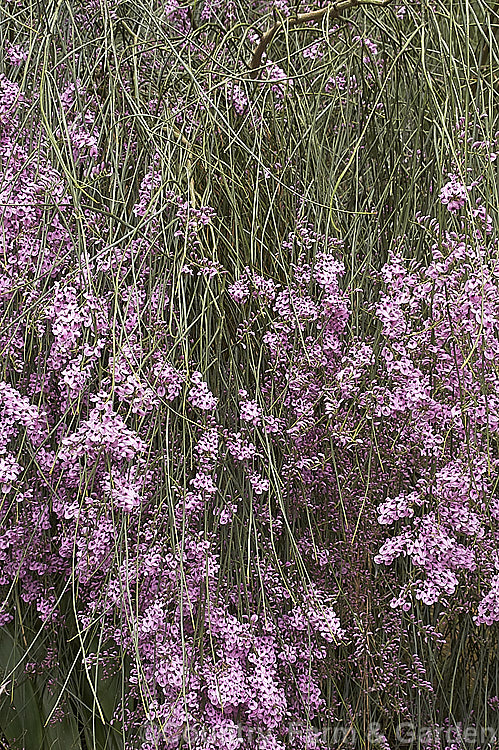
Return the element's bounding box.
[248,0,395,79]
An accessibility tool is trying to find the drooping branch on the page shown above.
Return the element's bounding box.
[248,0,395,79]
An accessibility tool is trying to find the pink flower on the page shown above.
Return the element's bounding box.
[240,399,262,427]
[439,174,470,213]
[188,372,218,411]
